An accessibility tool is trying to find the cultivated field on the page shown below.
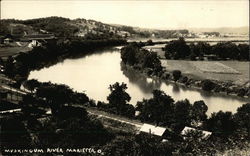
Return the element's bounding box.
[161,60,249,85]
[0,42,31,59]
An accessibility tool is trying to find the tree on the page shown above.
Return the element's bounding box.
[102,136,135,156]
[23,79,40,92]
[238,44,249,61]
[142,51,162,73]
[191,100,208,123]
[4,56,15,77]
[165,37,191,59]
[107,82,134,117]
[36,84,74,115]
[234,103,250,139]
[1,117,31,149]
[212,42,240,60]
[173,99,192,130]
[205,111,237,138]
[146,39,153,45]
[136,90,175,126]
[172,70,182,82]
[120,44,139,65]
[37,116,114,148]
[20,94,46,116]
[103,134,174,156]
[201,79,215,91]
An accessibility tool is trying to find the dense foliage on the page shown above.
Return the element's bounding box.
[165,37,191,59]
[165,38,249,60]
[136,90,208,131]
[23,80,89,114]
[2,78,250,155]
[22,17,79,37]
[121,43,163,74]
[97,82,135,118]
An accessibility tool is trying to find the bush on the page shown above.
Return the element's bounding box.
[237,88,246,97]
[172,70,182,82]
[179,76,188,83]
[201,79,215,91]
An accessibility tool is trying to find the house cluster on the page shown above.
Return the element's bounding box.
[196,32,221,38]
[139,123,212,141]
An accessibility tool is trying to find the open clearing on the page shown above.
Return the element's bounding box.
[161,60,249,85]
[0,42,31,59]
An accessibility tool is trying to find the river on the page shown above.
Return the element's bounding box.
[28,47,249,115]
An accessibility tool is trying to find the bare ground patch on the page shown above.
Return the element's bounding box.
[161,60,249,85]
[191,61,241,74]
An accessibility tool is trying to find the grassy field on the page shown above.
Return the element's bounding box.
[0,42,31,59]
[161,60,249,85]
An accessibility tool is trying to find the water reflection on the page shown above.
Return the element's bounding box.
[28,48,249,115]
[172,84,180,94]
[120,62,161,94]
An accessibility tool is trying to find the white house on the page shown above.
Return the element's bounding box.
[139,123,166,136]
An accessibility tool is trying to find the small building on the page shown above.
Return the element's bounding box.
[181,126,212,140]
[28,40,42,48]
[139,123,166,136]
[4,38,13,44]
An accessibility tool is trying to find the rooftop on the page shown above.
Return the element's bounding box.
[139,123,166,136]
[181,126,212,139]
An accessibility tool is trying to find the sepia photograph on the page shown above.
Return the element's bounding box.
[0,0,249,155]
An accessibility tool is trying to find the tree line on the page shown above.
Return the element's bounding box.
[165,37,249,61]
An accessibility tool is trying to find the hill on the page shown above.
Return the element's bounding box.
[0,16,191,39]
[189,26,249,35]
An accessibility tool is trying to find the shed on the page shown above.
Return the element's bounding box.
[181,126,212,139]
[139,123,166,136]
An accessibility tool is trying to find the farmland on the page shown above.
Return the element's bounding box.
[161,60,249,85]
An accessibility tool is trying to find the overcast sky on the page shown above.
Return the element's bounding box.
[1,0,249,29]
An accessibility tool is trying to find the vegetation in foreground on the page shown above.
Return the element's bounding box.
[1,79,250,155]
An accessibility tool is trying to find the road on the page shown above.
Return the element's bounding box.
[0,84,28,95]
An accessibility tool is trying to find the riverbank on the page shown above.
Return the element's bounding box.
[120,44,250,99]
[122,62,250,102]
[1,38,127,85]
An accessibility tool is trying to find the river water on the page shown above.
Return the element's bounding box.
[28,47,249,115]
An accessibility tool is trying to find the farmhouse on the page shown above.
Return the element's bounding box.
[139,123,166,136]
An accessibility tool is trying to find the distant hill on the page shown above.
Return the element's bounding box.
[0,16,191,39]
[189,27,249,35]
[0,17,128,39]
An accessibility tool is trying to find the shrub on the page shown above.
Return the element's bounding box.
[172,70,182,82]
[201,79,215,91]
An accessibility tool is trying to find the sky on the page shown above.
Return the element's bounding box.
[1,0,249,29]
